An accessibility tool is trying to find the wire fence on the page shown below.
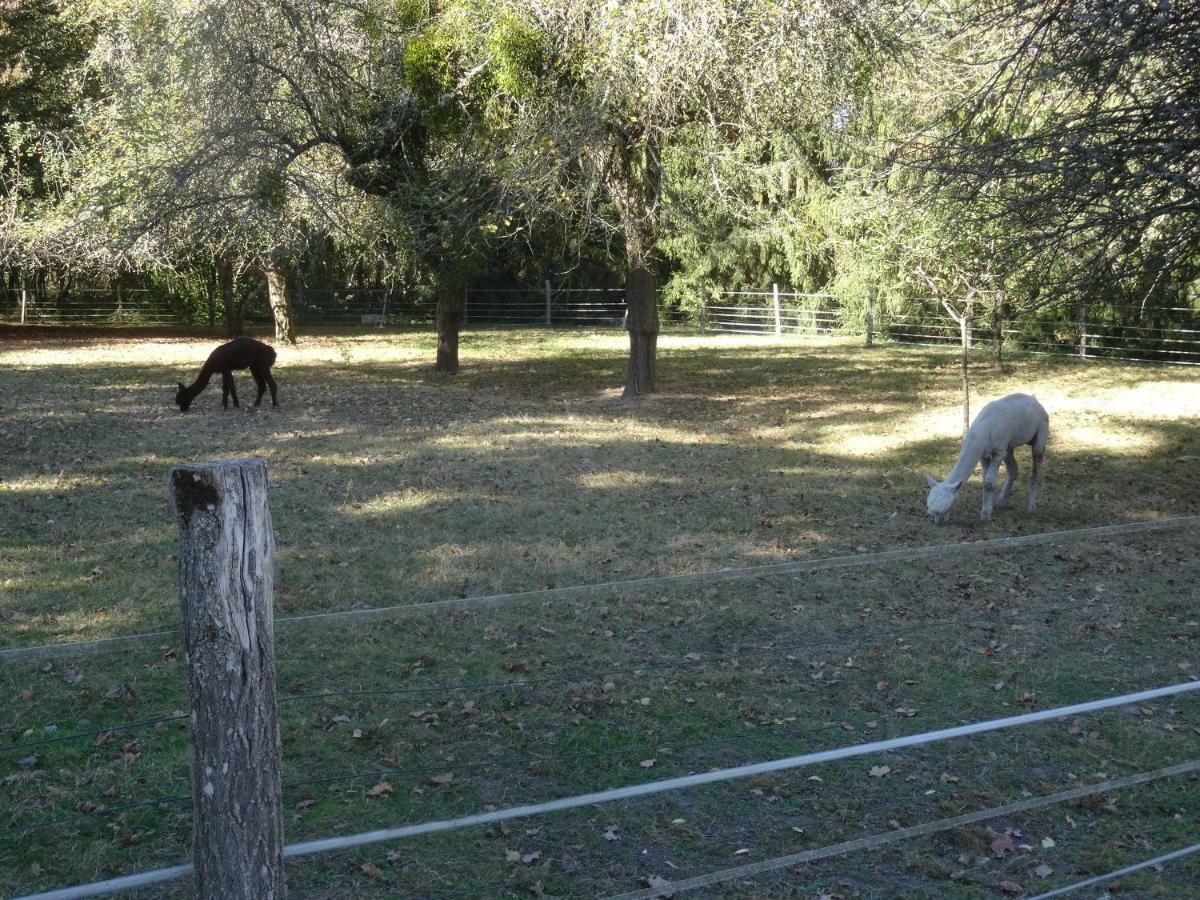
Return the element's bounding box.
[699,289,1200,367]
[6,517,1200,898]
[7,279,1200,368]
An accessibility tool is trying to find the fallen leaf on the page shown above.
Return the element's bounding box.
[430,772,454,786]
[360,862,382,878]
[869,765,891,778]
[1035,863,1054,878]
[998,880,1023,894]
[991,834,1016,858]
[296,798,316,810]
[640,758,657,768]
[366,780,393,797]
[521,850,541,864]
[603,826,620,842]
[1041,837,1056,849]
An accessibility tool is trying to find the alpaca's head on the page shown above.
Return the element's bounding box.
[924,473,962,525]
[175,383,193,412]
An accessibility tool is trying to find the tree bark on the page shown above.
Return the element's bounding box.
[167,458,286,900]
[606,129,662,398]
[205,264,218,327]
[992,291,1005,368]
[265,262,297,345]
[623,265,659,397]
[435,284,464,374]
[220,258,243,337]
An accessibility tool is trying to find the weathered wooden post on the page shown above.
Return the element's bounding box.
[866,286,876,347]
[168,459,286,900]
[772,283,782,336]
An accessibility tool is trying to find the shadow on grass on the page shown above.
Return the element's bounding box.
[2,332,1199,649]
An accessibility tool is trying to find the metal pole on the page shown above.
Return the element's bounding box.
[379,286,390,328]
[544,279,552,326]
[772,283,782,336]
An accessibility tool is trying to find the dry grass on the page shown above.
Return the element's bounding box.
[2,327,1199,898]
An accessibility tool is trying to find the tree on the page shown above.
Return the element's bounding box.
[921,0,1200,299]
[0,0,97,304]
[470,0,895,396]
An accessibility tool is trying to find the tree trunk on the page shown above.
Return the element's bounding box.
[623,266,658,397]
[960,292,974,437]
[605,129,662,399]
[205,264,218,327]
[167,458,286,900]
[220,259,243,337]
[436,284,464,374]
[992,291,1005,368]
[265,262,297,345]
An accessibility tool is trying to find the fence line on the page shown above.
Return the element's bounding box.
[1027,841,1200,899]
[5,513,1197,664]
[19,680,1200,900]
[603,758,1200,900]
[6,594,1088,761]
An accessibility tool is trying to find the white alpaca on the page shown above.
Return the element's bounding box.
[925,393,1049,525]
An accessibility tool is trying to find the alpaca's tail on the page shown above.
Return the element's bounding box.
[266,345,277,367]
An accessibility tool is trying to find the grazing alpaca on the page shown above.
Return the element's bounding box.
[175,337,279,411]
[924,393,1048,525]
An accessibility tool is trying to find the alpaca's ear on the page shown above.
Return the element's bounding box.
[923,473,938,489]
[177,382,186,392]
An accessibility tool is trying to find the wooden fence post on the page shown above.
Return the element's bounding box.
[866,286,876,347]
[544,279,553,326]
[772,283,782,336]
[168,459,286,900]
[1078,300,1088,358]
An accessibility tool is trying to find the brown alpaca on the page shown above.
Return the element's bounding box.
[175,337,279,411]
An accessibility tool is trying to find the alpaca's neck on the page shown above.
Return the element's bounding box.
[946,432,986,484]
[186,366,214,395]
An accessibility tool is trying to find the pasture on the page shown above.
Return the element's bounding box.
[2,328,1199,898]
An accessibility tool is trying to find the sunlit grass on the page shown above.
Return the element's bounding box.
[2,326,1200,896]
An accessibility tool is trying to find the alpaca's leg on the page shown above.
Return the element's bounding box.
[996,451,1018,507]
[1028,448,1044,511]
[224,371,240,408]
[980,454,1002,521]
[265,369,279,406]
[251,367,267,406]
[1028,428,1048,511]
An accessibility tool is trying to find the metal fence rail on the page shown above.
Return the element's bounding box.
[20,680,1200,899]
[701,291,1200,366]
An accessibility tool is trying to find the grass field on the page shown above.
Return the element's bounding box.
[2,327,1199,898]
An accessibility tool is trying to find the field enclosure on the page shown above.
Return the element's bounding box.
[2,329,1199,897]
